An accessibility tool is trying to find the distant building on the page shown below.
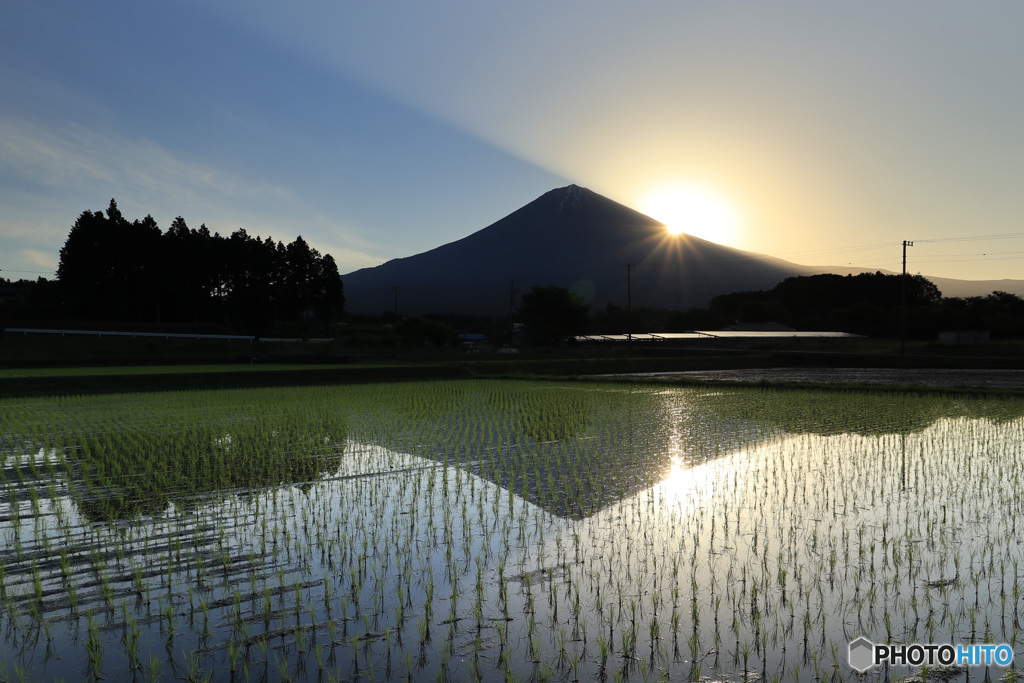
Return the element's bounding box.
[723,322,796,332]
[458,333,487,351]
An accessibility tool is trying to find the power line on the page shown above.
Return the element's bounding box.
[904,250,1024,258]
[894,254,1024,266]
[912,231,1024,244]
[776,231,1024,260]
[775,242,895,261]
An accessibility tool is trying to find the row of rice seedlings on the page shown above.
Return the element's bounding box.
[2,380,1024,680]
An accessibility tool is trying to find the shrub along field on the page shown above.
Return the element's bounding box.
[1,380,1023,681]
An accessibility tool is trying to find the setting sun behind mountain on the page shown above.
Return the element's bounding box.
[642,185,740,245]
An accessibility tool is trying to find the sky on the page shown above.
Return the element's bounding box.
[3,1,1024,284]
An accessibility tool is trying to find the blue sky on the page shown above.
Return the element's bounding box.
[3,1,1024,283]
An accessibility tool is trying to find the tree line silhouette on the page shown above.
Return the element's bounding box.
[707,272,1024,338]
[593,272,1024,340]
[20,199,344,336]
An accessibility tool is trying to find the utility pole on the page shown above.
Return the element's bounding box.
[901,240,913,358]
[626,263,637,347]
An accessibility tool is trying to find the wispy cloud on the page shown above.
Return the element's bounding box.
[18,249,57,271]
[0,119,116,187]
[0,115,292,206]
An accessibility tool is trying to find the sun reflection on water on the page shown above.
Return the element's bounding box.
[656,453,728,507]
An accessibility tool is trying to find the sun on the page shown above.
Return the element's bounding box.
[641,185,739,244]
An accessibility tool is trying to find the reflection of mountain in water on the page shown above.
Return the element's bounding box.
[42,381,1024,525]
[350,382,780,520]
[348,382,1024,520]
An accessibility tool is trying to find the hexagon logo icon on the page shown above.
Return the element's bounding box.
[848,637,875,672]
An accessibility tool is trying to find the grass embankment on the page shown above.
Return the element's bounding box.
[0,354,773,398]
[5,330,1024,397]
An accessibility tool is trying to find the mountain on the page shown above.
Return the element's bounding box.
[342,185,815,316]
[342,184,1024,317]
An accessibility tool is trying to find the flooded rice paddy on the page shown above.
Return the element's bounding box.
[2,380,1024,682]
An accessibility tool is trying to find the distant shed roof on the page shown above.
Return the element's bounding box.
[722,322,796,332]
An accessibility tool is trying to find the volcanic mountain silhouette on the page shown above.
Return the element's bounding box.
[343,185,814,316]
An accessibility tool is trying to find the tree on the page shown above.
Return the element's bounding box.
[57,207,110,319]
[281,235,319,330]
[518,285,589,345]
[710,271,944,335]
[160,216,213,323]
[53,200,346,334]
[221,230,283,336]
[56,199,163,321]
[312,253,345,335]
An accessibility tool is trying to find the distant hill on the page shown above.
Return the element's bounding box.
[342,185,814,316]
[342,185,1024,316]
